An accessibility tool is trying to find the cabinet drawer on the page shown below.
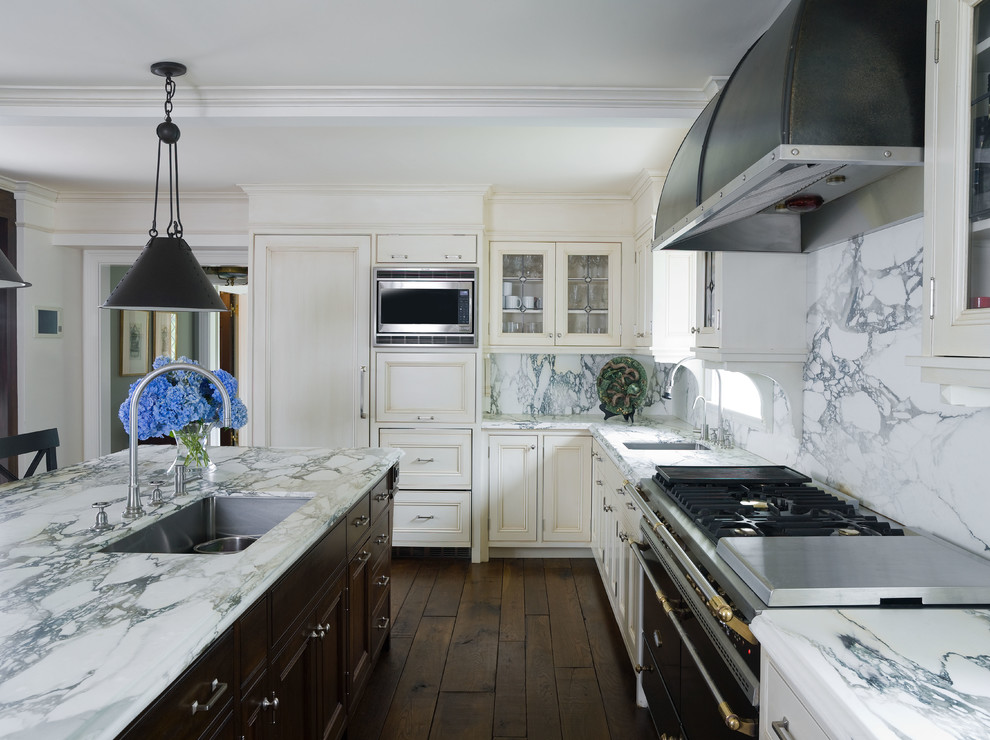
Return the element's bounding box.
[392,491,471,545]
[370,471,392,522]
[118,629,235,740]
[761,661,829,740]
[370,589,391,659]
[376,234,477,263]
[379,429,471,489]
[375,353,476,423]
[346,493,373,553]
[237,597,268,689]
[369,510,391,565]
[271,523,346,649]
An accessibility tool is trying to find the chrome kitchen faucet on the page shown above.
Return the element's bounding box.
[122,362,232,521]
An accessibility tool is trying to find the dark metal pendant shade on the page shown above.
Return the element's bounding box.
[0,249,29,289]
[103,236,227,311]
[102,61,227,312]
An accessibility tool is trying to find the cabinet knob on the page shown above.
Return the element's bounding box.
[261,693,279,712]
[691,326,699,334]
[556,332,562,338]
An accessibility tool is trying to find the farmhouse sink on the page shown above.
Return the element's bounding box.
[101,495,311,555]
[623,441,710,451]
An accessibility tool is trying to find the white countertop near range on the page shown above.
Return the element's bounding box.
[0,445,401,740]
[486,413,990,739]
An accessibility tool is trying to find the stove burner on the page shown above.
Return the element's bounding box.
[653,473,904,541]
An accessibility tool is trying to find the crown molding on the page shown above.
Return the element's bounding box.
[0,84,708,122]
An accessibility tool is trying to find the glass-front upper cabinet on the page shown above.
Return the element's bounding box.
[489,241,621,347]
[925,0,990,360]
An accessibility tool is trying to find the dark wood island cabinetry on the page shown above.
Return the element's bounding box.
[117,466,396,740]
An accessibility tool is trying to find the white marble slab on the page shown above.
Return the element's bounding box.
[0,445,400,740]
[753,608,990,740]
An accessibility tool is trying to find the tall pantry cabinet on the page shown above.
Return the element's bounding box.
[249,234,372,448]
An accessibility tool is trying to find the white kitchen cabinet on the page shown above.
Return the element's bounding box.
[691,250,806,360]
[591,441,642,664]
[375,352,476,423]
[487,431,593,545]
[632,237,654,349]
[375,234,477,264]
[392,490,471,546]
[250,234,371,447]
[378,427,473,547]
[651,248,697,361]
[378,428,471,489]
[760,659,831,740]
[489,241,621,347]
[914,0,990,399]
[488,433,540,542]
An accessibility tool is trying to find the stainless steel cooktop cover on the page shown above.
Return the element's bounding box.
[716,535,990,607]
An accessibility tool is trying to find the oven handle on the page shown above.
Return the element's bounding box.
[631,542,758,738]
[640,507,757,645]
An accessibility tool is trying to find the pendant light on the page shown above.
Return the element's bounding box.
[102,62,227,312]
[0,250,29,289]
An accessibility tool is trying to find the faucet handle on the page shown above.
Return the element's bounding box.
[148,480,165,506]
[91,502,114,532]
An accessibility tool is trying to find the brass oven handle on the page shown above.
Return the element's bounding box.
[771,718,796,740]
[630,542,757,738]
[640,506,756,645]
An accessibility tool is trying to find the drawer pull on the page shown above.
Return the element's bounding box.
[190,678,228,715]
[376,574,390,587]
[414,457,436,463]
[771,717,795,740]
[443,254,462,260]
[356,550,372,563]
[375,492,390,502]
[415,514,435,520]
[626,502,637,510]
[390,254,409,260]
[375,533,390,545]
[376,616,390,630]
[352,514,370,527]
[416,415,436,421]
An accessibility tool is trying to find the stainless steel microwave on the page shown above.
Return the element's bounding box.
[373,267,477,346]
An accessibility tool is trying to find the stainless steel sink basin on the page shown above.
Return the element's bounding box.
[101,495,310,555]
[623,441,710,451]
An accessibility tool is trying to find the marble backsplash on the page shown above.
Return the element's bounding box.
[487,217,990,559]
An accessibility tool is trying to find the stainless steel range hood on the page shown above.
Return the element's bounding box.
[653,0,926,254]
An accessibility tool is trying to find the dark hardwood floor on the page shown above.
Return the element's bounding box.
[348,557,659,740]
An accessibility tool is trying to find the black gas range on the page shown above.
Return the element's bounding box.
[631,463,990,739]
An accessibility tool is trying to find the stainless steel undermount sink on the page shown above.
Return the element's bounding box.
[623,441,710,451]
[100,495,311,555]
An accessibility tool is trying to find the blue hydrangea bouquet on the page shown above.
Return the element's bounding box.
[119,356,248,468]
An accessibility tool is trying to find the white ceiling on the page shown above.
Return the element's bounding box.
[0,0,790,195]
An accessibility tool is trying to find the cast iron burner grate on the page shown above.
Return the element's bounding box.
[654,476,904,541]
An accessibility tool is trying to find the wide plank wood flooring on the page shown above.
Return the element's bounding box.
[348,557,658,740]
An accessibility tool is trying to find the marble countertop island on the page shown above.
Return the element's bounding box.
[0,445,401,740]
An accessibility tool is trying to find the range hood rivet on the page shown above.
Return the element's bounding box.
[791,148,800,156]
[883,150,893,158]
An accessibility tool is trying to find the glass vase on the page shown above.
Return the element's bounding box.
[170,421,216,472]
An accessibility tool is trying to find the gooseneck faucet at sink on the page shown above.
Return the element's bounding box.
[660,356,692,400]
[691,395,708,441]
[123,362,232,521]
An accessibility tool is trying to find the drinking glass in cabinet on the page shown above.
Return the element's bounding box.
[971,3,990,308]
[503,255,524,279]
[522,254,544,278]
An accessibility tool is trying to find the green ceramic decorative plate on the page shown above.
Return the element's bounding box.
[596,356,648,420]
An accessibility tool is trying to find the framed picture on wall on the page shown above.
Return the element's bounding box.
[120,310,150,376]
[153,311,177,360]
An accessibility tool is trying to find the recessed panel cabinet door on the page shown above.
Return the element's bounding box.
[488,434,539,542]
[541,433,592,542]
[252,235,371,447]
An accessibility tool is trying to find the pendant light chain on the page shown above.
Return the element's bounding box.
[148,70,183,240]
